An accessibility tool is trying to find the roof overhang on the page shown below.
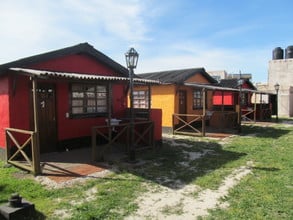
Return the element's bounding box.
[184,82,239,92]
[185,82,275,95]
[9,68,160,85]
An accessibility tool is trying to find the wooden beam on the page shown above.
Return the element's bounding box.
[202,88,206,137]
[31,78,41,175]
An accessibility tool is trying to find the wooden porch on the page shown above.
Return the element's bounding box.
[5,118,155,175]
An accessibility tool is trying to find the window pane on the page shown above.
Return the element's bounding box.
[72,92,84,98]
[72,100,83,106]
[86,92,95,98]
[96,86,106,92]
[72,107,83,114]
[87,107,96,113]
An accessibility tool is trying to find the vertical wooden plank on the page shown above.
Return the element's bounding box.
[32,78,41,175]
[253,93,256,122]
[148,84,151,120]
[202,88,206,137]
[5,129,10,163]
[260,93,263,120]
[108,83,112,149]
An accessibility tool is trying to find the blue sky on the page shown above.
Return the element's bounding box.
[0,0,292,83]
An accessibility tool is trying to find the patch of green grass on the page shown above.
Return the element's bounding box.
[69,173,144,220]
[206,123,293,219]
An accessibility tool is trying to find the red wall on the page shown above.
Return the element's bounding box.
[0,77,10,147]
[9,75,31,131]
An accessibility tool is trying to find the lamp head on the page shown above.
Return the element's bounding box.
[125,48,139,69]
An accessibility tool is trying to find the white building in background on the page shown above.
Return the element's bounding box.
[208,70,252,81]
[258,46,293,117]
[207,70,227,82]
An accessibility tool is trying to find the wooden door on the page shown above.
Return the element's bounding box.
[179,90,187,114]
[37,84,57,153]
[178,90,187,123]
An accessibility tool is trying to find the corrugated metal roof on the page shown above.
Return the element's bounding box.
[9,68,160,84]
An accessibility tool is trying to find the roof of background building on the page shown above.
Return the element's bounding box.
[138,68,217,84]
[219,78,257,90]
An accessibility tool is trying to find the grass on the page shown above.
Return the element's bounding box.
[0,120,292,219]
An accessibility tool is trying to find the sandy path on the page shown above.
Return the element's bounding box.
[125,164,252,220]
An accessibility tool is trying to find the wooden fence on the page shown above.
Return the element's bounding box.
[92,120,154,161]
[5,128,41,175]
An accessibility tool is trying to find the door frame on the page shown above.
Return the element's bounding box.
[30,82,58,153]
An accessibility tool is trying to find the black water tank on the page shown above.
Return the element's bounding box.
[285,45,293,59]
[272,47,284,60]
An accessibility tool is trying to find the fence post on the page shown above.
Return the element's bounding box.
[32,132,41,175]
[5,130,10,163]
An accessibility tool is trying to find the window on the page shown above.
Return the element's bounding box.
[193,89,203,109]
[213,91,234,105]
[133,90,149,108]
[70,84,108,117]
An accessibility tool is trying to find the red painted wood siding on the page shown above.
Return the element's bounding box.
[0,77,10,148]
[30,54,118,76]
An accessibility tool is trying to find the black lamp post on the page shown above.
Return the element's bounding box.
[274,83,280,122]
[125,48,139,162]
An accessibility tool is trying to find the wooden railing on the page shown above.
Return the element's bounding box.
[5,128,41,175]
[92,120,154,161]
[172,114,206,136]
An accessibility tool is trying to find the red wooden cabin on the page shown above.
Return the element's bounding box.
[0,43,161,173]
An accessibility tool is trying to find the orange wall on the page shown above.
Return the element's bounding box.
[151,85,175,127]
[133,85,175,127]
[134,73,214,128]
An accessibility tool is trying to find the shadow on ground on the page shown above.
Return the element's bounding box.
[241,124,291,138]
[116,140,246,189]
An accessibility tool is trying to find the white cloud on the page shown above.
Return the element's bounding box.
[137,42,270,83]
[0,0,149,63]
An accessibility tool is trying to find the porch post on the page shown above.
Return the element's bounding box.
[148,84,151,120]
[202,88,206,137]
[31,77,41,175]
[260,93,263,120]
[253,92,256,122]
[108,82,112,143]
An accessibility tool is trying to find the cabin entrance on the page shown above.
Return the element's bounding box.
[37,83,57,153]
